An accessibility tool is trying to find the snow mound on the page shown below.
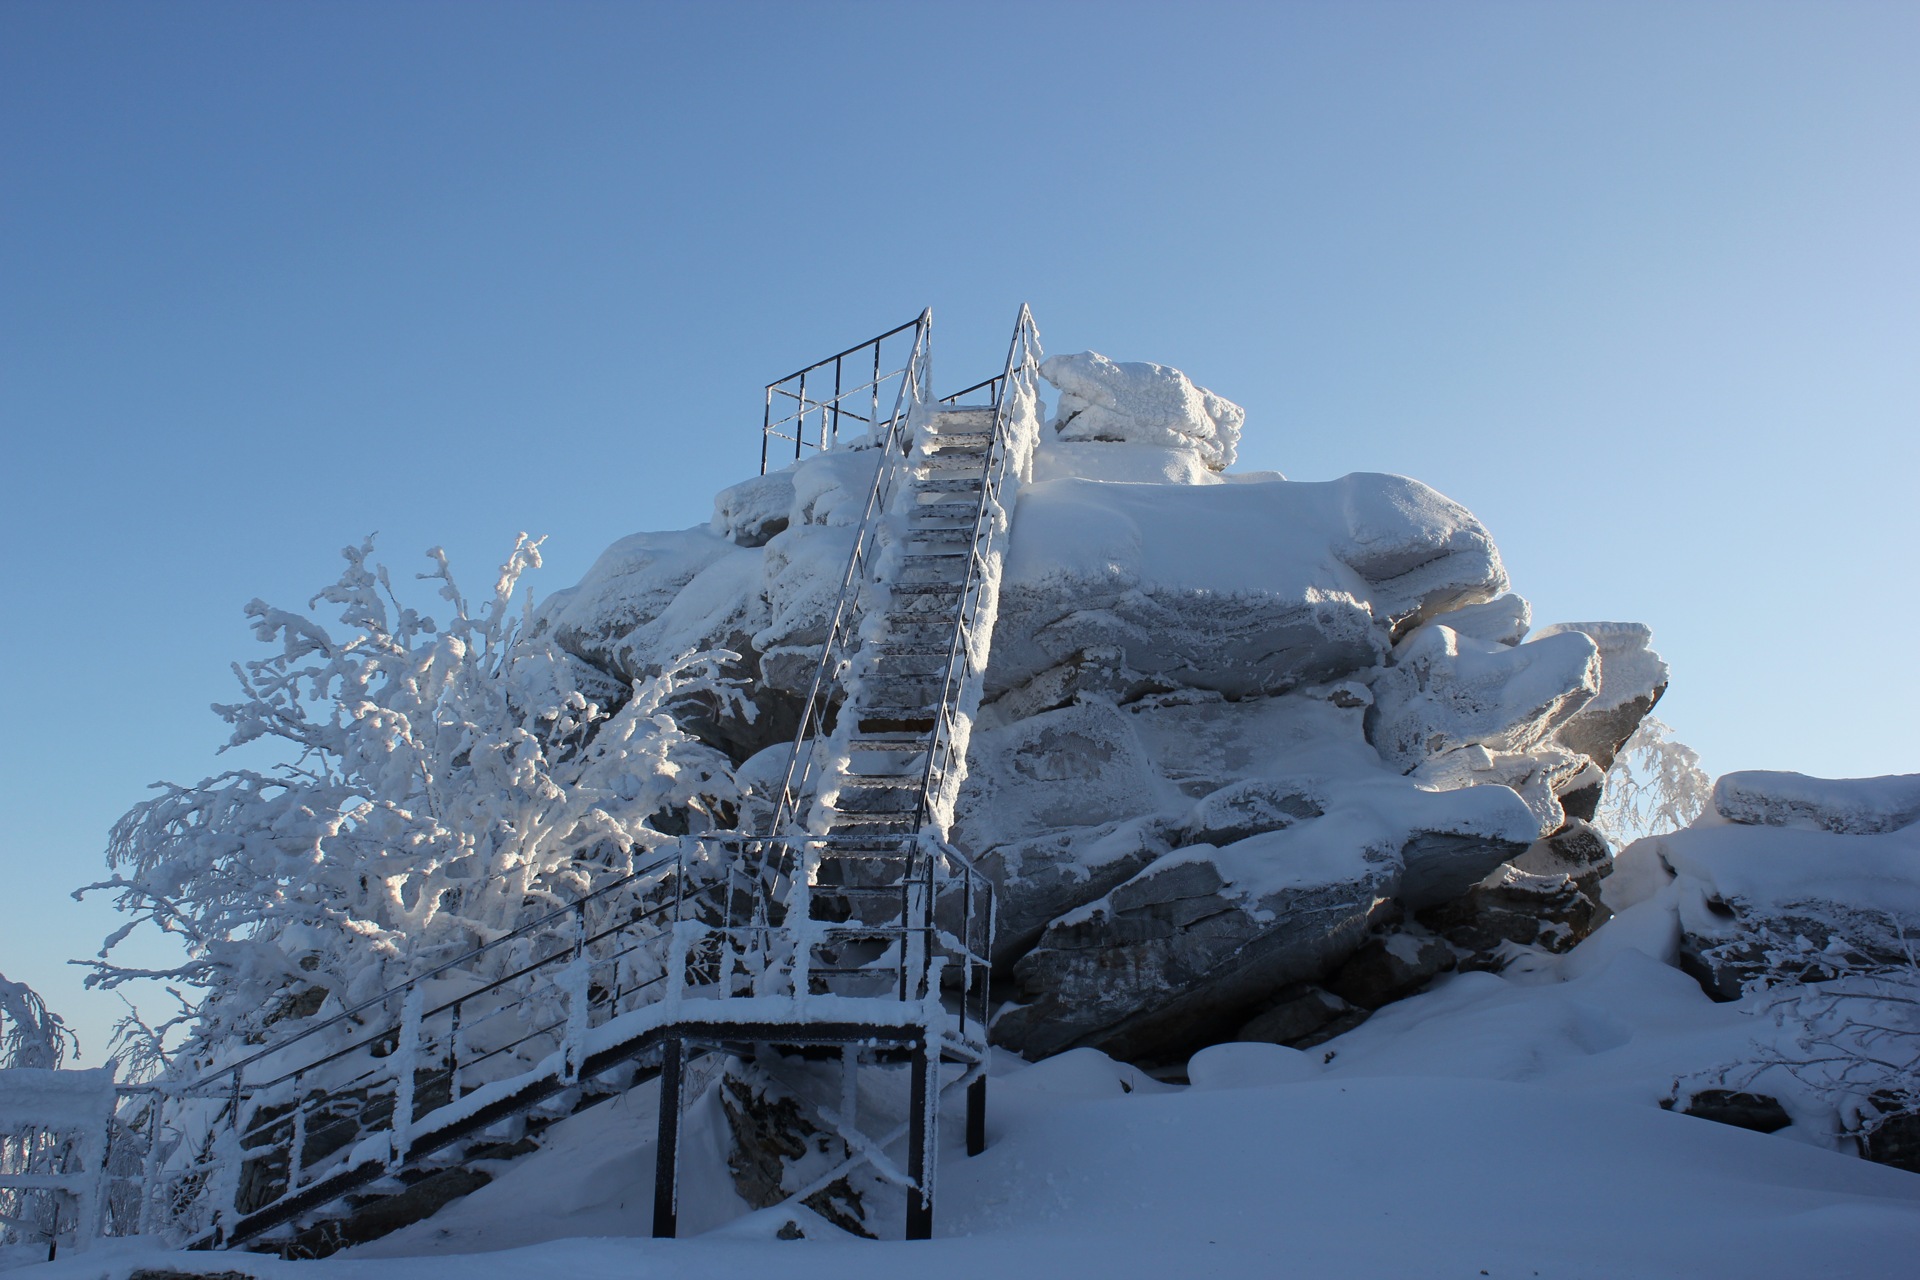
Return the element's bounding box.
[1041,351,1244,469]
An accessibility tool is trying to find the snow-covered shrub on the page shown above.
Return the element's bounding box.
[1595,715,1711,846]
[1680,908,1920,1160]
[79,536,746,1069]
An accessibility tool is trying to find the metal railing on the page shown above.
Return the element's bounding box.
[90,307,1012,1250]
[766,311,932,835]
[908,304,1043,837]
[762,313,930,475]
[103,819,989,1247]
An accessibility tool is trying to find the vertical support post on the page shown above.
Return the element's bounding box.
[966,1075,987,1157]
[288,1072,307,1192]
[906,1040,935,1240]
[652,1037,684,1239]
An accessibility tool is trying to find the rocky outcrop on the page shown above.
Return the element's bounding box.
[1367,624,1600,774]
[534,348,1669,1070]
[992,777,1536,1062]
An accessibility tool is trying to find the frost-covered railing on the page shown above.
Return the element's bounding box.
[110,840,714,1244]
[0,1067,116,1260]
[762,312,932,475]
[103,823,989,1248]
[767,312,933,834]
[908,303,1043,835]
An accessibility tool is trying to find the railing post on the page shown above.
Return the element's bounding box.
[393,985,423,1162]
[906,1039,935,1240]
[562,903,590,1084]
[136,1089,164,1237]
[652,1036,684,1239]
[288,1072,307,1194]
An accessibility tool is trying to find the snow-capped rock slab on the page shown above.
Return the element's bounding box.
[1536,621,1670,770]
[992,472,1507,698]
[995,778,1536,1060]
[1712,770,1920,835]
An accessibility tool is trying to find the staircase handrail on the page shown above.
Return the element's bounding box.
[767,310,933,836]
[762,314,928,474]
[912,304,1043,832]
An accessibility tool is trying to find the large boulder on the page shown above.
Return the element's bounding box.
[1534,621,1669,770]
[992,472,1508,699]
[993,778,1536,1061]
[1611,798,1920,1001]
[1367,623,1600,774]
[1041,351,1245,469]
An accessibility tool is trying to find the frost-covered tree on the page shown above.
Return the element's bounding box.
[1595,715,1712,846]
[78,536,746,1068]
[0,973,76,1071]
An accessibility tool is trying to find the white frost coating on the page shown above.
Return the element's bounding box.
[1533,621,1669,714]
[1056,773,1537,927]
[532,527,740,665]
[1712,771,1920,836]
[1412,742,1589,838]
[990,471,1507,699]
[1652,817,1920,923]
[1402,593,1531,650]
[1031,438,1222,486]
[0,1067,116,1250]
[1040,351,1245,469]
[0,1066,116,1130]
[1369,625,1600,774]
[710,470,795,546]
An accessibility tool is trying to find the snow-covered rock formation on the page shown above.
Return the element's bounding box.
[534,350,1670,1063]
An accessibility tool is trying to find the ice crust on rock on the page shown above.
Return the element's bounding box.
[1041,351,1245,469]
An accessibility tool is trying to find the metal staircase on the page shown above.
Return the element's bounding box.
[98,306,1042,1252]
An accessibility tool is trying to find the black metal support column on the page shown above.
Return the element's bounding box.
[652,1036,684,1239]
[906,1042,935,1240]
[965,1074,987,1157]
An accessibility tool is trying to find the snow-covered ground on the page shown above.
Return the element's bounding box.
[27,925,1920,1279]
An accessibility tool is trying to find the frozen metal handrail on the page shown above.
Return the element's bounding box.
[100,309,1001,1251]
[766,311,932,834]
[911,304,1042,835]
[762,313,929,475]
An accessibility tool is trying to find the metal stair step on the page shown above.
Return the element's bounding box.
[889,580,963,596]
[913,476,986,493]
[836,772,922,789]
[869,641,954,657]
[855,711,939,732]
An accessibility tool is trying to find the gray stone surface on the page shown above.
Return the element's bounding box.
[994,853,1395,1062]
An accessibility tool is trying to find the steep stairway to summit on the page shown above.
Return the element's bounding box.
[89,307,1040,1256]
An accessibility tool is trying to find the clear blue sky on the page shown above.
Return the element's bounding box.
[3,0,1915,1059]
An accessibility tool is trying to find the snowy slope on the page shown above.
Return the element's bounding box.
[33,938,1920,1278]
